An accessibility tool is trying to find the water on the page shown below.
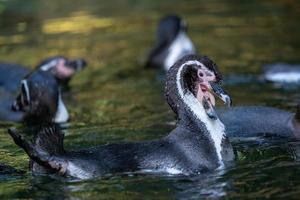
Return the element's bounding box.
[0,0,300,199]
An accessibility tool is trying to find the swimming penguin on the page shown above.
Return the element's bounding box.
[145,15,196,71]
[216,105,300,139]
[0,56,87,93]
[0,56,85,123]
[10,70,69,124]
[8,55,234,179]
[263,63,300,84]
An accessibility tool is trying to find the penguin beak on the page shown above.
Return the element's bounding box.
[65,59,87,72]
[210,82,232,107]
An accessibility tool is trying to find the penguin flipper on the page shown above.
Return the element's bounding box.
[8,128,67,174]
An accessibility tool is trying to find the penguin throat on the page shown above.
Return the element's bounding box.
[176,60,226,165]
[54,92,69,123]
[164,31,196,71]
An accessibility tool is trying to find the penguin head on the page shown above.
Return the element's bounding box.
[157,14,187,45]
[37,56,87,85]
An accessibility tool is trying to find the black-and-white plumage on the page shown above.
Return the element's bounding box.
[217,105,300,139]
[263,63,300,84]
[11,70,69,124]
[146,15,196,71]
[0,56,86,123]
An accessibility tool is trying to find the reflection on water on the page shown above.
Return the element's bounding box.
[0,0,300,199]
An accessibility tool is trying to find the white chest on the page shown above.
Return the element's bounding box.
[164,32,196,71]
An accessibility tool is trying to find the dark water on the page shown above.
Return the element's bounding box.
[0,0,300,199]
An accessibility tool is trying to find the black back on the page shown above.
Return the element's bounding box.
[145,14,185,68]
[0,63,29,92]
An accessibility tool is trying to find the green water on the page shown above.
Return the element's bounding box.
[0,0,300,199]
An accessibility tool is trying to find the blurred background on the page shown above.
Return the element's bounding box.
[0,0,300,199]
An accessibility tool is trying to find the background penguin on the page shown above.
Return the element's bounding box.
[0,56,86,122]
[263,63,300,84]
[0,56,87,93]
[145,14,196,71]
[217,105,300,139]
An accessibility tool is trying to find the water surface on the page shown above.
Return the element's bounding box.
[0,0,300,199]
